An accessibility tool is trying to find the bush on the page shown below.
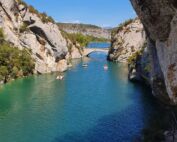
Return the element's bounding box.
[112,19,134,37]
[19,22,29,33]
[127,51,142,64]
[127,42,147,64]
[61,31,109,47]
[0,28,5,42]
[28,5,39,14]
[40,12,55,24]
[17,0,28,7]
[0,29,35,82]
[0,42,35,82]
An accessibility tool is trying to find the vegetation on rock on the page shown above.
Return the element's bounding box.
[58,23,102,32]
[18,0,55,24]
[0,28,34,83]
[61,31,109,47]
[127,42,147,64]
[19,22,29,33]
[111,19,134,37]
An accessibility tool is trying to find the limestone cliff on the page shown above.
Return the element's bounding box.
[0,0,83,74]
[130,0,177,105]
[108,19,146,62]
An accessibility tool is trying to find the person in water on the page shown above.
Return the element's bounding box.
[56,74,64,80]
[104,64,108,70]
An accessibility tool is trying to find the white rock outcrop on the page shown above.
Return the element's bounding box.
[108,19,146,62]
[0,0,69,74]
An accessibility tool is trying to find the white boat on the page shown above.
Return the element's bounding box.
[82,64,88,67]
[56,75,64,80]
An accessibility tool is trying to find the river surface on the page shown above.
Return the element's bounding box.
[0,43,165,142]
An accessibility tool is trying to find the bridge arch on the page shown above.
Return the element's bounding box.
[83,48,109,57]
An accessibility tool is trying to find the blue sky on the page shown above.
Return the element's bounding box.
[24,0,136,27]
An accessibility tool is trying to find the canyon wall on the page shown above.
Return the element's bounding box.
[130,0,177,104]
[108,19,146,62]
[0,0,83,74]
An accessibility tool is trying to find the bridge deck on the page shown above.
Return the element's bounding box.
[83,48,109,56]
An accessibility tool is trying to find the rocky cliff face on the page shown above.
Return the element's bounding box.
[58,23,111,40]
[108,19,146,62]
[130,0,177,105]
[0,0,83,74]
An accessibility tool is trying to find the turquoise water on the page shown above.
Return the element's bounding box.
[87,42,110,48]
[0,43,163,142]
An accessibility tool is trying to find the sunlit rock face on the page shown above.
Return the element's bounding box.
[108,19,146,62]
[130,0,177,104]
[0,0,70,73]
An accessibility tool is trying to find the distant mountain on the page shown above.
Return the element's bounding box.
[57,23,111,39]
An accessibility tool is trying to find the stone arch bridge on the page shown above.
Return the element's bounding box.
[83,48,109,56]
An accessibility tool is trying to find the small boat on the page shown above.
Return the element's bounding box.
[56,75,64,80]
[68,64,72,68]
[82,64,88,68]
[104,65,108,70]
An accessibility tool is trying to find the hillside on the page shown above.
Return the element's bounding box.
[58,23,111,39]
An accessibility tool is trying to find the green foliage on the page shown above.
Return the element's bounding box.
[112,19,134,37]
[40,12,55,24]
[127,42,147,64]
[0,28,5,41]
[19,22,29,33]
[58,23,101,32]
[28,5,39,14]
[0,66,8,81]
[16,0,27,7]
[0,42,35,82]
[127,51,142,64]
[0,29,35,82]
[61,31,109,47]
[144,64,151,73]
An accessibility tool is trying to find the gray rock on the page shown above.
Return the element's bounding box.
[108,19,146,62]
[0,0,70,74]
[130,0,177,104]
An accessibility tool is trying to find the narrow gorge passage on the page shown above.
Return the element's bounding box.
[0,43,168,142]
[1,0,177,141]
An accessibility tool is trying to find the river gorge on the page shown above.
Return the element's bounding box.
[0,43,170,142]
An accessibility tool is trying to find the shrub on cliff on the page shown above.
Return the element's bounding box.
[0,29,35,83]
[40,12,55,24]
[0,28,4,42]
[112,19,134,37]
[28,5,39,14]
[127,51,142,64]
[19,22,29,33]
[0,43,35,83]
